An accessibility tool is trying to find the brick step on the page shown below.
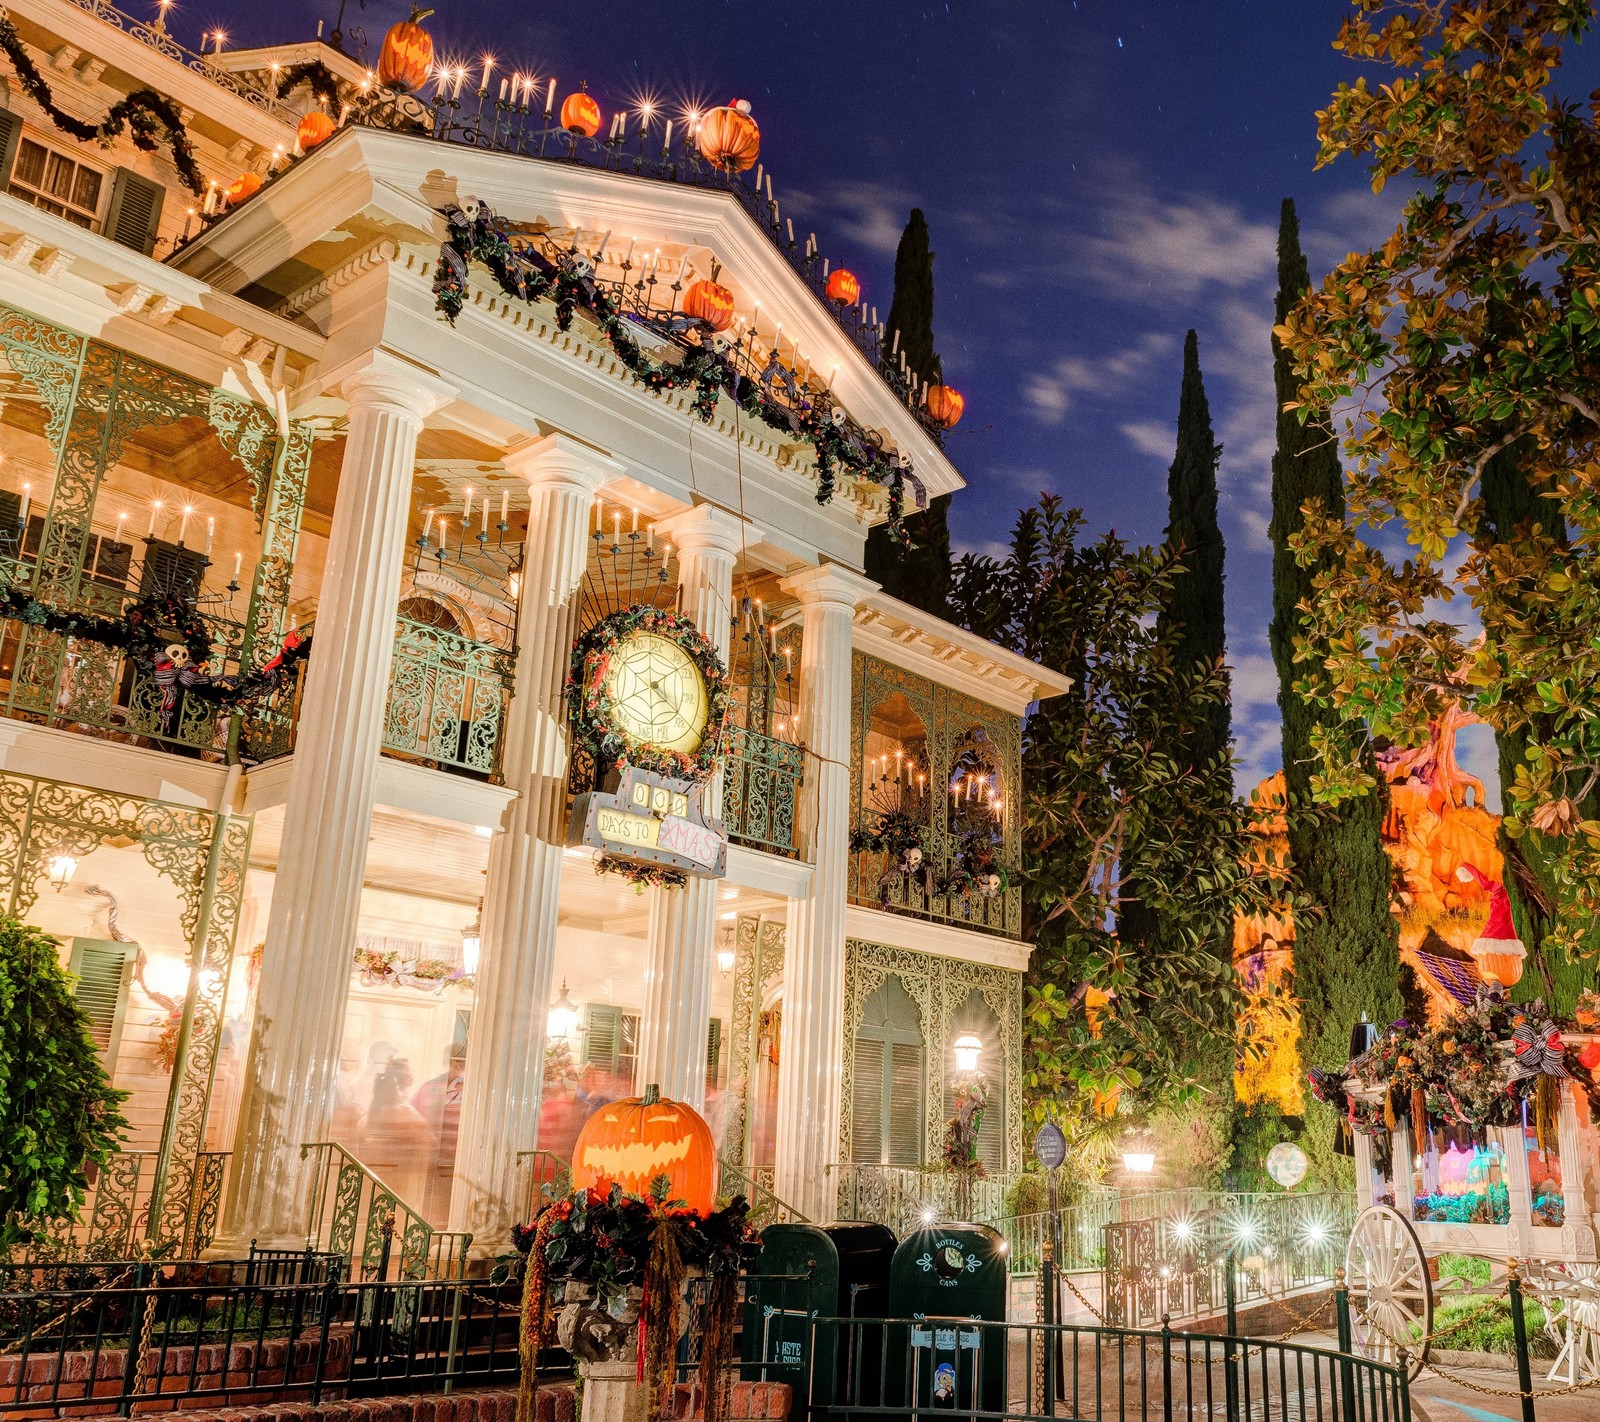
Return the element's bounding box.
[118,1384,576,1422]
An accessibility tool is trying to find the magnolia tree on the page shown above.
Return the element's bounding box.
[1278,0,1600,952]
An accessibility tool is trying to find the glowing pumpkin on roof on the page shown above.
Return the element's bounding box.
[925,384,965,428]
[569,1086,718,1215]
[225,171,262,206]
[697,99,760,172]
[378,7,435,93]
[824,268,860,306]
[683,278,735,332]
[297,110,336,152]
[561,88,602,138]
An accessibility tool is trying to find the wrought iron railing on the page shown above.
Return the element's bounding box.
[722,725,803,857]
[851,846,1023,937]
[828,1163,1031,1234]
[300,1142,472,1281]
[514,1149,572,1222]
[240,616,513,778]
[1103,1191,1358,1329]
[718,1158,807,1228]
[19,1149,229,1261]
[988,1191,1207,1276]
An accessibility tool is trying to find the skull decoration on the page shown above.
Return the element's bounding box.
[458,195,482,223]
[566,253,595,281]
[984,872,1003,896]
[902,845,923,873]
[898,450,914,471]
[706,330,733,356]
[829,407,848,429]
[164,643,191,668]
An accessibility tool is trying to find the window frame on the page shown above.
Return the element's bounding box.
[8,131,109,230]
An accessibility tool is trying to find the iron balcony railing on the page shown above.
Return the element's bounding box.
[850,845,1023,938]
[240,615,513,780]
[514,1149,572,1225]
[828,1163,1033,1234]
[718,1158,807,1229]
[300,1142,472,1282]
[723,725,803,858]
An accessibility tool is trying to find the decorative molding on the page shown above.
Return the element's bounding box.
[271,239,398,323]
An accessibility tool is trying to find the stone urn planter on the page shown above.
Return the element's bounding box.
[555,1281,646,1422]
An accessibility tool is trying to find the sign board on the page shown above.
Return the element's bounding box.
[1034,1122,1067,1171]
[568,765,728,879]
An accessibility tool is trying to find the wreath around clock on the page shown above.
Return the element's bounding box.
[568,605,730,782]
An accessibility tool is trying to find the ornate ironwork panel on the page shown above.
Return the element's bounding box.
[723,726,802,856]
[848,653,1023,937]
[839,937,1025,1174]
[0,301,85,459]
[384,616,513,776]
[722,914,785,1166]
[0,773,250,1251]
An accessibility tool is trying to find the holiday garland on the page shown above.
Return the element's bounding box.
[273,61,344,112]
[567,605,730,782]
[432,202,921,541]
[0,11,205,196]
[0,587,312,710]
[595,854,686,893]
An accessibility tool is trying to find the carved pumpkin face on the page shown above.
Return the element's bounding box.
[925,384,965,428]
[697,100,760,172]
[225,171,263,206]
[298,111,336,153]
[825,268,860,306]
[569,1092,718,1215]
[561,91,602,138]
[684,278,736,332]
[378,10,435,93]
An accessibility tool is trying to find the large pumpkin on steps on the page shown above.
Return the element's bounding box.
[570,1085,718,1214]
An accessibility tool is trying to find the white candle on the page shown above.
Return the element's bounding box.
[662,119,672,151]
[422,510,434,543]
[499,490,508,525]
[116,510,127,543]
[206,516,214,553]
[631,507,638,534]
[233,550,242,578]
[498,78,508,100]
[612,510,621,544]
[179,505,192,544]
[661,542,671,577]
[452,68,466,100]
[481,498,489,534]
[646,521,653,553]
[463,486,473,522]
[18,482,29,527]
[546,78,557,113]
[480,57,493,92]
[148,500,161,538]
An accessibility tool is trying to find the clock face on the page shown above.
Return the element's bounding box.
[598,631,710,756]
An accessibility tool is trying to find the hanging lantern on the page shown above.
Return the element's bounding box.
[297,110,336,152]
[825,268,860,306]
[377,6,435,93]
[925,384,966,428]
[683,277,736,332]
[561,87,602,138]
[697,98,760,172]
[224,171,263,206]
[569,1085,718,1215]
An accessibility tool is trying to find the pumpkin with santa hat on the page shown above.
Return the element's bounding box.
[1456,863,1526,986]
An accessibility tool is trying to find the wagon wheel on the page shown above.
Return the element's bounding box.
[1344,1205,1432,1380]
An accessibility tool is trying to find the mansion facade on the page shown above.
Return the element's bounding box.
[0,0,1066,1267]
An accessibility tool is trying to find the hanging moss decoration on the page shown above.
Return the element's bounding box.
[0,12,206,196]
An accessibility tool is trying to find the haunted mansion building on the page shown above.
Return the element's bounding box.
[0,0,1067,1263]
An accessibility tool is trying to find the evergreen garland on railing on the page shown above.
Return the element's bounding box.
[0,10,206,196]
[432,202,921,538]
[272,61,344,111]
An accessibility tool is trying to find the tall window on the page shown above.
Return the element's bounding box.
[850,975,924,1166]
[10,138,105,229]
[945,990,1005,1174]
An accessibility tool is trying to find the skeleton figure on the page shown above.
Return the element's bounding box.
[878,842,929,907]
[758,350,805,430]
[150,641,212,732]
[896,449,930,512]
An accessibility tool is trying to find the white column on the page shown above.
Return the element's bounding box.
[773,564,877,1222]
[450,435,618,1246]
[222,359,453,1248]
[635,504,751,1108]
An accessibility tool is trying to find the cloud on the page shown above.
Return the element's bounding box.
[1023,331,1175,425]
[1120,419,1173,460]
[784,180,915,258]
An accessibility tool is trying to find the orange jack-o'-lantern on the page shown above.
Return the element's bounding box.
[225,171,263,206]
[697,99,760,172]
[297,110,336,152]
[925,384,965,428]
[825,268,860,306]
[561,88,602,138]
[570,1086,718,1214]
[683,278,736,332]
[378,6,435,94]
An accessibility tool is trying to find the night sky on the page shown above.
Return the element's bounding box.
[203,0,1593,799]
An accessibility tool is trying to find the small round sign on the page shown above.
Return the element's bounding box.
[1265,1142,1308,1190]
[1034,1122,1067,1171]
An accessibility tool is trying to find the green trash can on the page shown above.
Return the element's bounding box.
[743,1221,896,1420]
[883,1222,1007,1417]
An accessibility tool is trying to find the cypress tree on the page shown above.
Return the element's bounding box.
[866,209,952,615]
[1270,198,1402,1084]
[1157,329,1229,764]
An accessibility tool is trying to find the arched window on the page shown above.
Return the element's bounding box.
[945,989,1005,1174]
[851,975,924,1166]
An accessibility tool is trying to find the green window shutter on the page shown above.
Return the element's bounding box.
[102,167,165,256]
[581,1003,622,1071]
[887,1042,923,1166]
[705,1018,722,1091]
[138,538,207,602]
[850,1038,885,1164]
[0,109,21,192]
[68,938,134,1074]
